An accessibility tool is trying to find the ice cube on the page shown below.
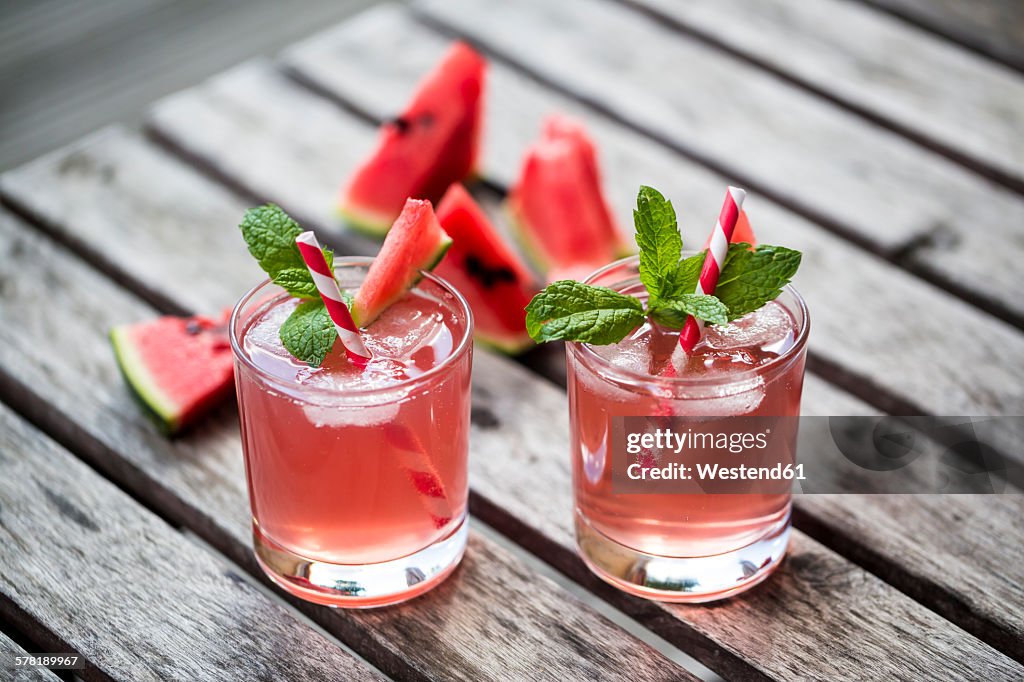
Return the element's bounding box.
[667,374,766,416]
[298,355,408,392]
[244,298,297,357]
[365,295,448,360]
[590,322,654,374]
[703,301,795,356]
[242,298,312,380]
[297,354,409,427]
[301,399,402,428]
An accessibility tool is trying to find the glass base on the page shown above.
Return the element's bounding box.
[575,510,790,603]
[253,516,468,608]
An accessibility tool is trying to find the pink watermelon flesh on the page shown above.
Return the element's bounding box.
[542,115,627,256]
[352,198,453,327]
[339,42,486,237]
[111,312,234,434]
[507,115,627,282]
[435,183,538,354]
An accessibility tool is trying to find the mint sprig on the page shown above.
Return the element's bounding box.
[239,204,349,366]
[240,204,334,299]
[524,185,801,345]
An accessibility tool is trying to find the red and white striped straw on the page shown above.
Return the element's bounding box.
[295,231,372,367]
[678,186,746,353]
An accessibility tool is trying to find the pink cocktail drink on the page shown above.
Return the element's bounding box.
[567,257,808,602]
[231,259,473,607]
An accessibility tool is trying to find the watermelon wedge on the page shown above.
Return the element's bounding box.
[352,198,452,327]
[435,183,538,354]
[110,312,234,434]
[507,115,629,282]
[338,42,486,237]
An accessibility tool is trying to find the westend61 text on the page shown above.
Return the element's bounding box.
[627,462,806,481]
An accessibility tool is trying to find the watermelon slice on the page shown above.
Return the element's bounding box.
[110,312,234,434]
[507,115,629,282]
[338,42,486,237]
[435,184,538,354]
[352,198,453,327]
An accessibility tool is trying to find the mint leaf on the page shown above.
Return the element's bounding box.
[649,294,729,328]
[239,204,333,299]
[525,280,645,344]
[666,251,705,299]
[634,186,681,304]
[273,267,322,299]
[715,244,801,320]
[279,300,337,367]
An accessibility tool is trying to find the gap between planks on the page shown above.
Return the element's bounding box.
[857,0,1024,74]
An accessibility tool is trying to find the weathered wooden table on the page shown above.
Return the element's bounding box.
[1,1,1022,679]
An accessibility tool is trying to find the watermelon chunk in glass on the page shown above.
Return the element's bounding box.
[351,198,453,328]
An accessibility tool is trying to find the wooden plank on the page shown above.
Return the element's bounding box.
[413,0,1024,327]
[0,126,263,316]
[622,0,1024,189]
[860,0,1024,72]
[0,631,61,681]
[0,210,691,680]
[4,119,1018,680]
[796,381,1024,659]
[277,13,1024,461]
[0,402,381,682]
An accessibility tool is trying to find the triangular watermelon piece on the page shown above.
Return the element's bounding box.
[435,183,538,354]
[110,312,234,434]
[352,198,453,327]
[506,115,629,282]
[338,43,486,237]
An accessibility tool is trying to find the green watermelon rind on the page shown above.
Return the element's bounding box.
[110,326,181,434]
[338,169,486,241]
[505,199,635,280]
[337,204,394,240]
[475,329,534,355]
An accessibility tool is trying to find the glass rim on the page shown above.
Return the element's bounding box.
[229,256,474,400]
[566,255,810,389]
